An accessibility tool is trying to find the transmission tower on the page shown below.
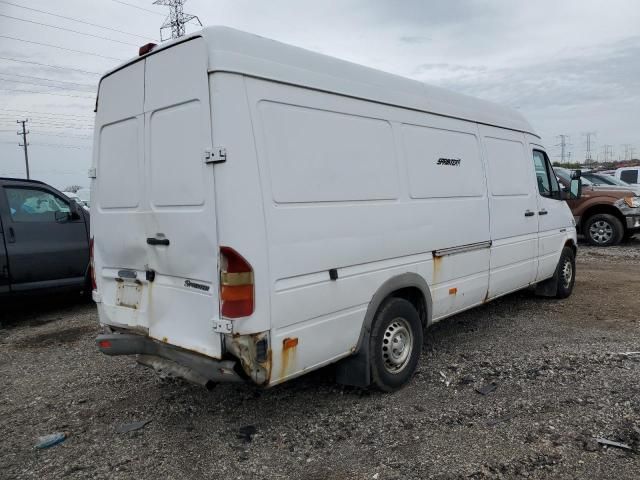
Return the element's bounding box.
[153,0,202,41]
[582,131,596,165]
[601,144,614,163]
[555,134,572,163]
[621,144,636,161]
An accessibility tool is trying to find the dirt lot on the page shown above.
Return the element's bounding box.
[1,241,639,480]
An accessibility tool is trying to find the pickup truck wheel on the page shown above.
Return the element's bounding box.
[555,247,576,299]
[584,214,623,246]
[369,297,422,392]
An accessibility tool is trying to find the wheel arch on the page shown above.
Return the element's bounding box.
[335,272,432,387]
[580,204,626,234]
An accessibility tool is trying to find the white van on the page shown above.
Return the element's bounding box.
[92,27,579,391]
[615,167,640,186]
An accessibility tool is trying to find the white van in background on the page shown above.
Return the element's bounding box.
[92,27,579,391]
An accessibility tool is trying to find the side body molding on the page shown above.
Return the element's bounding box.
[335,272,433,387]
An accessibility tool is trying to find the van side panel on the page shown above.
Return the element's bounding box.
[245,77,491,384]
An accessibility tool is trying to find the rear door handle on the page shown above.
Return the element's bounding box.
[524,210,535,217]
[146,237,170,246]
[538,210,548,216]
[7,227,15,243]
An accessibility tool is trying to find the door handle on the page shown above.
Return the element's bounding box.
[538,210,548,216]
[7,227,15,243]
[524,210,535,217]
[146,237,170,246]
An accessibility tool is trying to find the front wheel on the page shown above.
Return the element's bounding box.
[555,246,576,299]
[369,297,422,392]
[584,214,623,246]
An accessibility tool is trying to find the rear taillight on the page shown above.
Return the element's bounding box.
[220,247,254,318]
[89,237,96,290]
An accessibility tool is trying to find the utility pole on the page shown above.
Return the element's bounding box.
[16,119,30,179]
[582,131,596,165]
[555,134,572,164]
[153,0,202,41]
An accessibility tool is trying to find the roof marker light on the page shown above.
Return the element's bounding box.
[139,43,157,56]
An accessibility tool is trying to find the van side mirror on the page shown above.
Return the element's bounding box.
[569,179,582,199]
[571,169,581,180]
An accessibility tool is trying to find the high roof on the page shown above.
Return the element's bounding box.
[107,26,537,135]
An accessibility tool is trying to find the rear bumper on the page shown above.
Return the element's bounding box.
[96,333,244,385]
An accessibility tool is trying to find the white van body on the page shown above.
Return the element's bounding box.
[91,27,577,389]
[615,167,640,186]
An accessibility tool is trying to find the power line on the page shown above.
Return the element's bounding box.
[0,73,95,89]
[0,130,91,139]
[0,108,94,119]
[0,13,139,47]
[0,56,101,75]
[0,88,94,99]
[1,119,94,129]
[110,0,166,17]
[0,34,126,61]
[0,77,95,93]
[0,0,158,41]
[30,132,92,140]
[0,140,91,149]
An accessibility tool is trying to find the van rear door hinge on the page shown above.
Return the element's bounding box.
[204,147,227,164]
[88,167,97,179]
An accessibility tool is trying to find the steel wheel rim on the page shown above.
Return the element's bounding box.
[561,258,573,287]
[381,317,413,374]
[589,220,613,244]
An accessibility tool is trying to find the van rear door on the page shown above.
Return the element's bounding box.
[94,37,221,357]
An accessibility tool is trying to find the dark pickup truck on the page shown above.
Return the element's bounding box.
[0,177,90,296]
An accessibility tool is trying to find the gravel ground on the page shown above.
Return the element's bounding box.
[1,240,639,479]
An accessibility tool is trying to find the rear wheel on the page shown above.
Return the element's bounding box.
[584,214,623,246]
[369,297,422,392]
[555,246,576,299]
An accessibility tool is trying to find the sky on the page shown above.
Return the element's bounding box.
[0,0,638,189]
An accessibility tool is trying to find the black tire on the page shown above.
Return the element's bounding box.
[583,214,624,246]
[555,246,576,299]
[369,297,422,392]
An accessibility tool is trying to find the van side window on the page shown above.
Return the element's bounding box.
[532,150,560,200]
[4,187,70,222]
[620,170,638,184]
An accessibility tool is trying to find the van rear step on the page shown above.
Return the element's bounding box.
[96,333,243,385]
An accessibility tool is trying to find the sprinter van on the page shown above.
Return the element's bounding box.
[92,27,580,391]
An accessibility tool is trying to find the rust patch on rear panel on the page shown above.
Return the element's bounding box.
[280,337,298,381]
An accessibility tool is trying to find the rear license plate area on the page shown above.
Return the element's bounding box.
[116,281,142,309]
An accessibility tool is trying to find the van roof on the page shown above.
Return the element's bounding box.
[104,26,537,136]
